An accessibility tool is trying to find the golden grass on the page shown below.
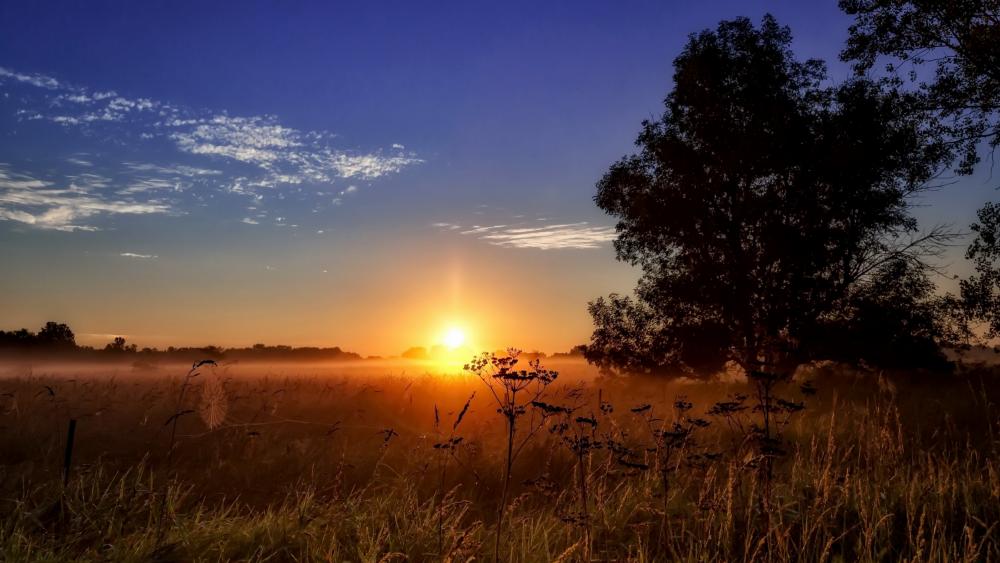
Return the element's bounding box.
[0,361,997,561]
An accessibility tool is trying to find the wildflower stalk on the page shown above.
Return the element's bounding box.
[465,349,557,563]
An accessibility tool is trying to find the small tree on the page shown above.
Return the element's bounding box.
[104,336,137,353]
[37,322,76,350]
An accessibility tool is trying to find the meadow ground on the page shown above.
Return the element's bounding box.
[0,358,998,562]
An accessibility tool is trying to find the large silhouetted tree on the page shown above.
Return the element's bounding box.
[586,15,961,378]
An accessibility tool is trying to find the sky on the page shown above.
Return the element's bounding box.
[0,1,996,356]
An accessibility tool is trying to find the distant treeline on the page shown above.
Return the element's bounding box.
[0,322,590,363]
[0,322,362,363]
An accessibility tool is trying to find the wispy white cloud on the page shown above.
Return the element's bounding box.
[67,173,112,190]
[482,223,616,249]
[435,219,616,250]
[0,67,61,89]
[2,67,420,184]
[169,116,421,184]
[120,252,157,259]
[0,165,171,231]
[60,91,117,104]
[123,162,222,177]
[0,66,422,229]
[118,177,180,195]
[461,224,506,235]
[329,152,419,179]
[29,94,159,125]
[170,116,300,165]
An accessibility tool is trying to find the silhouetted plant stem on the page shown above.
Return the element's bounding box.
[166,362,205,464]
[494,412,516,563]
[629,398,709,547]
[62,418,76,489]
[744,365,813,557]
[435,444,447,555]
[660,465,670,541]
[431,393,473,559]
[155,360,213,547]
[576,447,591,557]
[437,460,446,557]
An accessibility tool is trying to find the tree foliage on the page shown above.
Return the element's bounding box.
[841,1,1000,337]
[586,15,959,377]
[962,202,1000,336]
[104,336,138,353]
[0,322,76,353]
[841,0,1000,173]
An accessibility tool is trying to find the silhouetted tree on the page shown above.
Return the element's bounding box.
[402,346,429,360]
[37,322,76,349]
[802,258,970,370]
[842,2,1000,336]
[0,328,36,349]
[587,15,959,378]
[550,344,588,359]
[0,324,77,352]
[104,336,137,353]
[962,203,1000,336]
[841,0,1000,173]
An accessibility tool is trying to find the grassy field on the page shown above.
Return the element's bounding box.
[0,357,998,562]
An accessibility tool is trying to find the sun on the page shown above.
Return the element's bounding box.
[443,326,466,349]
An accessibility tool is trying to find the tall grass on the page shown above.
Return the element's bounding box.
[466,350,558,562]
[0,361,997,561]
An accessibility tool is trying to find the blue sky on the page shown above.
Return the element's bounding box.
[0,1,995,354]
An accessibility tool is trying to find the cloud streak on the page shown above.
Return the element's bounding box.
[436,219,616,250]
[0,67,61,89]
[0,165,171,231]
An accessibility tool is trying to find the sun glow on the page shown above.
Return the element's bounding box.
[422,324,473,372]
[443,326,466,349]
